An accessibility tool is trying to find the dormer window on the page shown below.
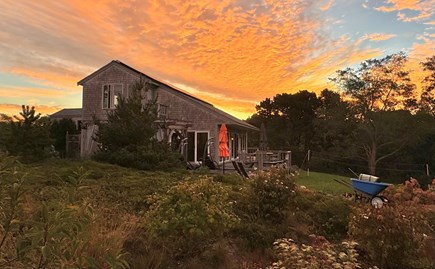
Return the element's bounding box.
[102,84,123,109]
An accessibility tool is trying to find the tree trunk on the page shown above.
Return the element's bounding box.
[367,143,377,175]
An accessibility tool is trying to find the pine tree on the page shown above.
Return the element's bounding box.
[94,80,183,170]
[6,105,51,161]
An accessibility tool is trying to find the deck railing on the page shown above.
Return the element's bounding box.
[238,149,291,170]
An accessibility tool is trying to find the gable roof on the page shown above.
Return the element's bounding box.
[78,60,258,131]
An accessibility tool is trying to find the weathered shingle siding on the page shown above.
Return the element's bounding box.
[82,64,227,131]
[157,87,227,160]
[81,65,139,121]
[80,62,251,160]
[158,86,221,129]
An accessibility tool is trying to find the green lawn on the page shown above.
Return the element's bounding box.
[295,170,351,195]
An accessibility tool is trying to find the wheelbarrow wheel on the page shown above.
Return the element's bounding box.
[371,196,384,208]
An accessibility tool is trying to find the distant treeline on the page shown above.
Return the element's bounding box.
[247,53,435,184]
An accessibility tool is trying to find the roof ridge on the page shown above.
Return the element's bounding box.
[77,60,258,131]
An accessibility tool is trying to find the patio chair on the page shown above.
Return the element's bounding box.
[204,155,219,170]
[236,161,250,179]
[186,161,201,170]
[232,160,242,176]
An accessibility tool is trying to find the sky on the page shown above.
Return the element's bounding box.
[0,0,434,119]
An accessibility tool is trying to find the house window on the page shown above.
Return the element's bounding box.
[158,104,168,119]
[102,84,123,109]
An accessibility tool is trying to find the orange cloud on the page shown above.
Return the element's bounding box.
[0,103,62,117]
[374,0,434,22]
[4,68,83,90]
[0,0,431,120]
[408,37,435,94]
[0,86,75,99]
[363,33,397,41]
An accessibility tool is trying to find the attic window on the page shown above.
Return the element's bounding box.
[102,84,123,109]
[158,104,168,119]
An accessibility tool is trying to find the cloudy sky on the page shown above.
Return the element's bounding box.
[0,0,434,119]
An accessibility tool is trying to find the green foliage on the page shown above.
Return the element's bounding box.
[4,105,52,162]
[330,53,422,174]
[49,119,79,157]
[331,52,416,114]
[293,191,351,242]
[145,176,240,259]
[383,177,435,205]
[247,90,320,151]
[420,55,435,114]
[266,236,365,269]
[94,142,183,171]
[231,167,297,249]
[96,80,158,152]
[0,159,130,269]
[94,80,184,171]
[312,89,356,158]
[244,167,296,222]
[0,155,27,260]
[231,220,283,250]
[349,204,433,269]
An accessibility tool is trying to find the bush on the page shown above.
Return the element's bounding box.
[94,80,185,171]
[349,204,433,269]
[50,118,79,157]
[293,190,351,241]
[145,176,240,260]
[94,142,184,171]
[230,167,296,250]
[383,177,435,205]
[242,167,296,222]
[3,106,52,162]
[231,220,283,250]
[0,163,130,269]
[266,235,364,269]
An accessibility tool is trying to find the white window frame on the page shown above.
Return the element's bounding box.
[187,130,210,162]
[102,84,123,109]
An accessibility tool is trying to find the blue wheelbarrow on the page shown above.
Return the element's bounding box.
[334,176,391,208]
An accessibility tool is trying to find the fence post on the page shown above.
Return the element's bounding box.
[286,151,291,171]
[257,150,264,171]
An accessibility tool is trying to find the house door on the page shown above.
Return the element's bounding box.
[187,131,209,162]
[229,133,239,159]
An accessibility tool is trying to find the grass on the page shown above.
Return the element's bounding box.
[294,170,351,195]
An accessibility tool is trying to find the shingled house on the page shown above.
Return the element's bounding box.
[65,60,258,162]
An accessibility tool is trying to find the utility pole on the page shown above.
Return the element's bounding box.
[307,149,311,176]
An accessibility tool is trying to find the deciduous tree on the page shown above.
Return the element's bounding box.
[331,53,418,174]
[420,55,435,114]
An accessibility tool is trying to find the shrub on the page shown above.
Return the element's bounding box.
[49,118,79,157]
[383,177,435,205]
[94,141,184,171]
[231,167,296,249]
[349,204,433,269]
[242,167,296,222]
[293,190,351,241]
[145,176,239,260]
[0,163,130,269]
[4,106,52,162]
[266,235,364,269]
[94,80,184,171]
[231,220,283,250]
